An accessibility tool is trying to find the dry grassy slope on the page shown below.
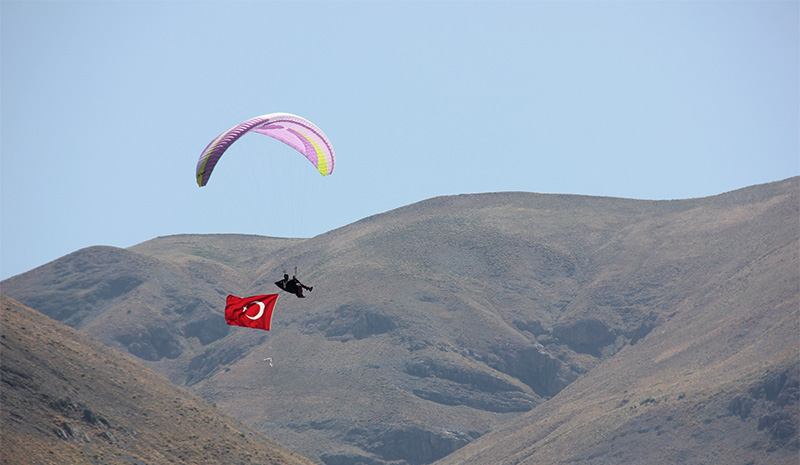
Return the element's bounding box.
[1,295,316,465]
[434,220,800,465]
[2,177,798,465]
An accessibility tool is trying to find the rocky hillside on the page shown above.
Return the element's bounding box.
[3,177,797,465]
[434,189,800,464]
[1,295,315,465]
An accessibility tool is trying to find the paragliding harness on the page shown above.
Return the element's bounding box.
[275,267,313,298]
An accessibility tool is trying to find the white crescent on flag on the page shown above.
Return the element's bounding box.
[244,301,266,320]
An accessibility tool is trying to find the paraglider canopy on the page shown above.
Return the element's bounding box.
[196,113,335,187]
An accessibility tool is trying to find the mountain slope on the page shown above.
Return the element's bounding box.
[3,177,797,465]
[0,295,315,465]
[434,217,799,464]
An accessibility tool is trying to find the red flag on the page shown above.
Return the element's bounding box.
[225,294,278,331]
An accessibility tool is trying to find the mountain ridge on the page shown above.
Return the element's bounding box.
[3,177,797,464]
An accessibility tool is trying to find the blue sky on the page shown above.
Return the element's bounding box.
[1,1,798,280]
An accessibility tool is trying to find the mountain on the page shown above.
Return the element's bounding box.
[2,177,798,465]
[434,185,800,464]
[0,295,315,465]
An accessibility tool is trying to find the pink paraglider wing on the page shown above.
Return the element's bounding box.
[196,113,335,187]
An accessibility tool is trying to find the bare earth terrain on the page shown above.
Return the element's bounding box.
[3,177,797,464]
[1,295,315,465]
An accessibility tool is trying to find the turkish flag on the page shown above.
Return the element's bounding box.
[225,294,278,331]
